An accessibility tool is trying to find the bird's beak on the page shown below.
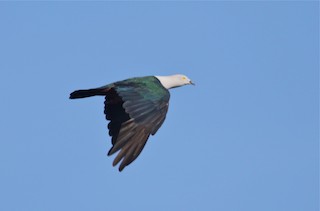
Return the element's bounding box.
[190,81,195,85]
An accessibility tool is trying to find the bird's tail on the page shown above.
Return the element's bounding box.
[69,88,110,99]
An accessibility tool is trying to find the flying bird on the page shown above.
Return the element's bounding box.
[70,74,194,171]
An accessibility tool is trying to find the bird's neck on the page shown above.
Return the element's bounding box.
[155,75,181,89]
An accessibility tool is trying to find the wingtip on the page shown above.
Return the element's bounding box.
[108,146,119,157]
[107,148,113,156]
[112,160,125,172]
[119,164,126,172]
[110,154,127,172]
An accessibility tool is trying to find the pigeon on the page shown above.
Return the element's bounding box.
[70,74,194,171]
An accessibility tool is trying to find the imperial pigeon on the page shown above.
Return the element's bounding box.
[70,74,194,171]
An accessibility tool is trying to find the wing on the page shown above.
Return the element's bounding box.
[105,77,170,171]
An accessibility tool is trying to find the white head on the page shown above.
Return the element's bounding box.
[155,74,194,89]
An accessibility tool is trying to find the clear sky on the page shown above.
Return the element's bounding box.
[0,2,318,211]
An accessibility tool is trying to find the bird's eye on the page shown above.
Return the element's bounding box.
[182,76,186,80]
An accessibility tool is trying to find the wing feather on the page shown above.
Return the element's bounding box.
[105,77,170,171]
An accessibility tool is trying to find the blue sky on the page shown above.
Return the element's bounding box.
[0,2,318,211]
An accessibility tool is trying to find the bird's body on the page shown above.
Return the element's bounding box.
[70,74,193,171]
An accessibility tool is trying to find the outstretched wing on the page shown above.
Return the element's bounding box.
[105,77,170,171]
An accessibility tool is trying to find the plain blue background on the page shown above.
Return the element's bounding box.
[0,2,318,211]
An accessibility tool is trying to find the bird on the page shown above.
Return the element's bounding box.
[69,74,194,171]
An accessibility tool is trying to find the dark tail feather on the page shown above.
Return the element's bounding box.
[69,88,110,99]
